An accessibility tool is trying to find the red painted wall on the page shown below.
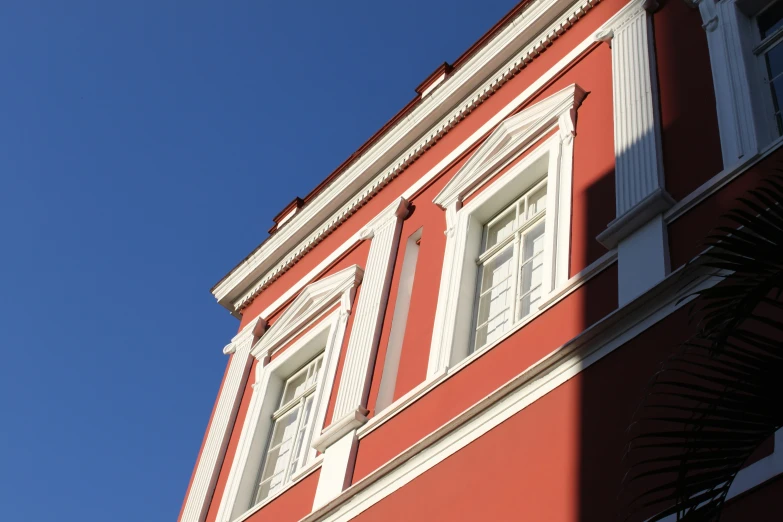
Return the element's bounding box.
[668,147,783,270]
[350,310,693,522]
[184,0,783,519]
[353,264,618,482]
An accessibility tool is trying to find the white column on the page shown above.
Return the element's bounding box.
[596,1,674,305]
[426,200,465,378]
[312,197,409,508]
[693,0,759,166]
[179,318,265,522]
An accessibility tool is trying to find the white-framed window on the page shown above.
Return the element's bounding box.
[474,178,548,351]
[253,353,324,504]
[428,84,585,378]
[214,265,361,522]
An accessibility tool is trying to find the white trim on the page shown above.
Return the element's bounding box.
[357,247,616,440]
[227,458,322,522]
[428,83,584,378]
[594,1,673,249]
[331,198,410,423]
[616,213,670,305]
[312,407,369,453]
[692,0,760,166]
[213,270,360,522]
[250,265,363,360]
[375,227,422,413]
[247,5,632,325]
[304,266,720,522]
[433,84,586,209]
[419,71,447,98]
[313,430,360,509]
[179,317,266,522]
[213,0,602,313]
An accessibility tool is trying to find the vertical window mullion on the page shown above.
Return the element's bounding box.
[510,231,521,323]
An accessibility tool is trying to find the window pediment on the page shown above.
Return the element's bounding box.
[251,265,363,360]
[434,84,586,210]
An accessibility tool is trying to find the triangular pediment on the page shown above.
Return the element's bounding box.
[251,265,363,358]
[434,84,586,208]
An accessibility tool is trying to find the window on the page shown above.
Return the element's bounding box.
[428,83,584,378]
[253,354,324,504]
[474,179,547,351]
[214,265,361,522]
[755,0,783,135]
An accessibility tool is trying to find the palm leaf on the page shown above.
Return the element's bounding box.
[620,175,783,521]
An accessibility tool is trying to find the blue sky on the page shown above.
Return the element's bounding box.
[0,2,516,521]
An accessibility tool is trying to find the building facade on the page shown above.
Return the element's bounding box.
[178,0,783,520]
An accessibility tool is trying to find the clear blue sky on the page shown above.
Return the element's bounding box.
[0,2,516,521]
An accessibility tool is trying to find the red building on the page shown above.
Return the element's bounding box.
[178,0,783,520]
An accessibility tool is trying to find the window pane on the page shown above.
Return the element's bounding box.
[518,221,546,319]
[526,184,547,220]
[306,355,323,388]
[485,208,516,250]
[288,395,315,477]
[280,370,308,406]
[255,406,300,503]
[475,244,514,348]
[759,1,783,39]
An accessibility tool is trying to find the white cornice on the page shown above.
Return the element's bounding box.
[212,0,600,313]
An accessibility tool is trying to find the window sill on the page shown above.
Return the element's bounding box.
[230,456,323,522]
[358,248,617,439]
[451,248,617,374]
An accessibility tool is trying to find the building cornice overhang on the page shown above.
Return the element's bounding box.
[212,0,600,315]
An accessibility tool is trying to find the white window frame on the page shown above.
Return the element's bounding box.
[427,84,585,378]
[213,265,362,522]
[696,0,783,166]
[252,352,324,505]
[472,177,549,352]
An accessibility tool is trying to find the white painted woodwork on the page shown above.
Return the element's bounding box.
[179,319,264,522]
[332,198,409,422]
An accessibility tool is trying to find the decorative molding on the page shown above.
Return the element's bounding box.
[313,406,369,453]
[313,430,360,510]
[212,0,601,314]
[304,266,723,522]
[596,188,674,248]
[428,84,584,378]
[250,265,363,360]
[599,2,673,304]
[434,84,586,209]
[214,306,350,522]
[694,0,761,166]
[332,198,409,423]
[248,11,619,329]
[179,317,265,522]
[600,2,668,219]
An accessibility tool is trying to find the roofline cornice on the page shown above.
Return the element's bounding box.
[212,0,599,314]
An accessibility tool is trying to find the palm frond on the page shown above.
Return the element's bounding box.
[620,175,783,521]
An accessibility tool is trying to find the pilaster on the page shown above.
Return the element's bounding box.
[179,317,265,522]
[312,197,409,506]
[596,1,673,305]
